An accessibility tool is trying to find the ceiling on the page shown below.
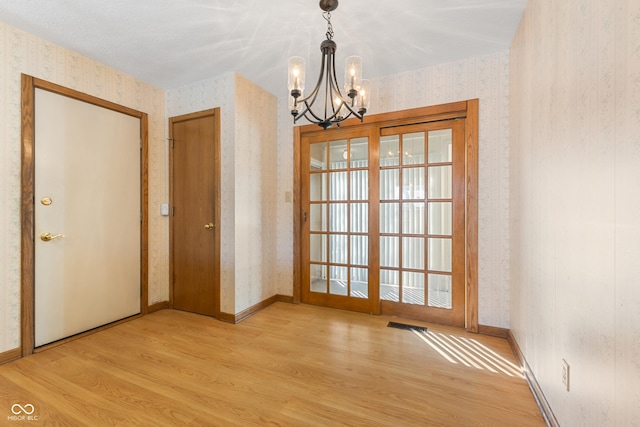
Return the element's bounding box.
[0,0,527,96]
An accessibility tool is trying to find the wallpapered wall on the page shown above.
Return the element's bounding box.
[166,73,236,314]
[510,0,640,425]
[166,73,278,314]
[277,50,511,328]
[0,22,168,353]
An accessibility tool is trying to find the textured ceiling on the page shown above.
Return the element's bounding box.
[0,0,527,96]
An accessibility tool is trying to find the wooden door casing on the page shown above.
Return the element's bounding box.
[20,75,149,356]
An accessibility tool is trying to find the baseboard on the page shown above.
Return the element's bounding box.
[0,348,21,365]
[478,324,509,338]
[508,331,559,427]
[276,294,294,304]
[219,294,293,324]
[148,301,170,314]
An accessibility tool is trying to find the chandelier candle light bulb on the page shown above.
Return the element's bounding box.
[288,0,369,129]
[344,56,362,97]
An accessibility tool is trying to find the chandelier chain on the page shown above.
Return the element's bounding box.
[323,12,334,40]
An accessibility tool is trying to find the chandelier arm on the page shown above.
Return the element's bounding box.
[301,54,343,126]
[327,56,364,121]
[328,69,362,121]
[292,49,330,123]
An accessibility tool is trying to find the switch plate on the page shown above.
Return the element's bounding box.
[160,203,169,216]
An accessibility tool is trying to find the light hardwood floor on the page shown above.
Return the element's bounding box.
[0,303,545,426]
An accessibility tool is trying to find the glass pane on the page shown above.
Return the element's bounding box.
[380,135,399,166]
[350,268,368,298]
[310,234,326,262]
[428,274,452,308]
[428,202,452,235]
[310,173,327,201]
[402,237,424,270]
[350,137,369,168]
[351,170,368,200]
[402,132,425,165]
[329,266,348,295]
[329,203,347,232]
[350,203,368,233]
[402,202,425,234]
[330,235,347,264]
[310,264,327,293]
[310,142,327,170]
[380,169,399,200]
[380,236,399,268]
[428,238,452,272]
[403,271,425,305]
[428,129,452,163]
[350,235,368,266]
[380,269,399,302]
[380,202,399,233]
[310,204,327,232]
[329,171,347,200]
[402,167,425,199]
[428,166,452,199]
[329,139,348,169]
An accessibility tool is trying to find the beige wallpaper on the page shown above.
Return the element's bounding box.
[0,22,168,353]
[166,73,236,314]
[166,73,278,314]
[233,75,279,313]
[510,0,640,425]
[277,50,512,328]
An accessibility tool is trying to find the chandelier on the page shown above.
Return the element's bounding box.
[288,0,370,129]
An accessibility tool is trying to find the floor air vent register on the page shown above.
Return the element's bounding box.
[387,321,428,333]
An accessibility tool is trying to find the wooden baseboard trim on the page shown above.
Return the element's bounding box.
[219,294,294,324]
[148,301,169,314]
[276,294,294,304]
[0,348,22,365]
[478,324,509,338]
[508,331,559,427]
[218,312,236,324]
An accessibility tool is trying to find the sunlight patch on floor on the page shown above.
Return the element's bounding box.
[412,329,524,378]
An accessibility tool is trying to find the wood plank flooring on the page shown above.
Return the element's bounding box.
[0,303,546,426]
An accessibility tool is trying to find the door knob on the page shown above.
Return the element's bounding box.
[41,232,65,242]
[204,223,214,230]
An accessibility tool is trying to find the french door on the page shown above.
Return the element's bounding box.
[300,128,377,313]
[377,120,465,326]
[298,102,475,327]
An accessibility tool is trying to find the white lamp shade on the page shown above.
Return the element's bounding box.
[288,57,306,92]
[344,56,362,92]
[358,79,371,111]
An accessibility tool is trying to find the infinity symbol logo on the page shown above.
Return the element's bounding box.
[11,404,35,415]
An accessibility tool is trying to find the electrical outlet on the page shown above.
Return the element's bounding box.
[562,359,570,391]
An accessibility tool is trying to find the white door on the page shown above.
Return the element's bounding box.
[34,88,141,347]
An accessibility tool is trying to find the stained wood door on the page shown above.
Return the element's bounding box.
[169,109,220,317]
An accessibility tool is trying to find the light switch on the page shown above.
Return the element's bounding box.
[285,191,292,203]
[161,203,169,216]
